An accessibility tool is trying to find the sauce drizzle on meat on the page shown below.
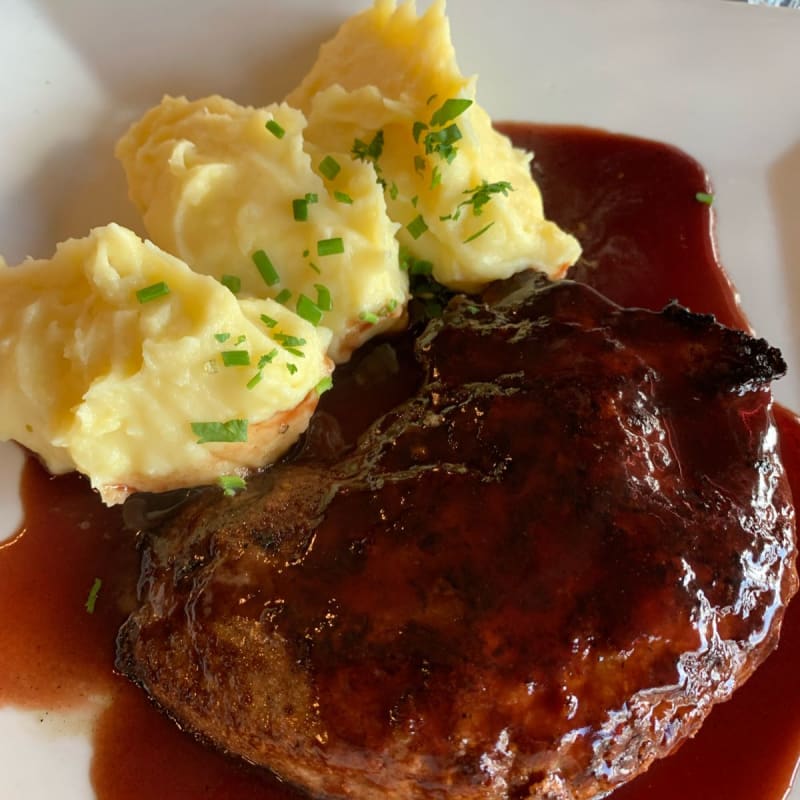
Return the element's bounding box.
[0,123,797,800]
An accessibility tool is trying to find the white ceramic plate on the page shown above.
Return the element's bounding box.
[1,1,799,798]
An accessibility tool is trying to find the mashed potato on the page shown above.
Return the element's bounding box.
[0,0,583,506]
[288,0,581,292]
[116,95,407,363]
[0,224,331,504]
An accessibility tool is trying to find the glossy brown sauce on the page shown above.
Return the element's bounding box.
[0,123,797,800]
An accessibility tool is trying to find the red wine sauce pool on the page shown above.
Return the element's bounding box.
[0,123,797,800]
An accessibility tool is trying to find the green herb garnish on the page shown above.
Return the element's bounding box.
[191,419,249,444]
[317,237,344,256]
[296,294,323,326]
[429,98,473,127]
[352,130,384,164]
[406,215,428,240]
[260,314,278,329]
[319,156,341,180]
[252,249,280,286]
[442,180,513,221]
[316,376,333,395]
[265,119,285,139]
[274,288,292,304]
[218,475,247,496]
[286,363,298,375]
[463,221,495,243]
[695,191,714,205]
[334,191,353,204]
[136,282,170,304]
[293,198,309,221]
[273,333,306,348]
[221,275,241,294]
[258,349,279,368]
[359,310,379,325]
[221,350,251,367]
[423,124,462,163]
[314,283,332,311]
[214,332,231,343]
[85,578,102,614]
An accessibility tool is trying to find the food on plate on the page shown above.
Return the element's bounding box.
[116,95,406,363]
[117,276,796,800]
[288,0,582,291]
[0,223,331,505]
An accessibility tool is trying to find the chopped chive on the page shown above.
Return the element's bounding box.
[296,294,323,326]
[265,119,285,139]
[406,214,428,240]
[273,333,306,348]
[334,190,353,204]
[467,304,480,314]
[285,347,306,358]
[426,93,438,106]
[302,249,310,258]
[293,198,309,221]
[413,121,428,143]
[221,274,241,294]
[214,332,231,343]
[317,237,344,256]
[286,363,298,375]
[221,350,251,367]
[136,281,170,304]
[218,475,247,496]
[246,371,263,390]
[275,288,292,304]
[695,191,714,205]
[414,155,426,174]
[314,283,332,311]
[252,249,280,286]
[258,349,279,368]
[430,98,473,127]
[191,419,249,444]
[309,262,321,274]
[389,182,399,200]
[319,155,341,180]
[431,165,442,189]
[260,314,278,329]
[234,334,246,345]
[411,195,419,208]
[85,578,102,614]
[464,221,495,243]
[359,310,379,325]
[316,376,333,395]
[305,192,319,204]
[386,298,399,312]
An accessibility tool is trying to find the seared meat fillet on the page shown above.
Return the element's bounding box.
[117,278,797,800]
